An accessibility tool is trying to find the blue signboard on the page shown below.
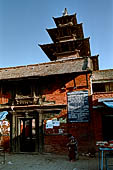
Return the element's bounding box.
[67,90,90,122]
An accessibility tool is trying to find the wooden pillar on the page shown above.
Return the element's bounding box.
[35,111,39,152]
[39,110,44,153]
[35,110,44,153]
[31,82,37,104]
[9,110,16,152]
[17,118,21,152]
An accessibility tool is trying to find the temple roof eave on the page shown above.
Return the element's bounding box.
[39,37,91,60]
[53,13,77,27]
[46,23,83,32]
[46,23,84,42]
[0,57,93,81]
[52,13,77,21]
[52,13,76,20]
[92,69,113,82]
[39,37,90,47]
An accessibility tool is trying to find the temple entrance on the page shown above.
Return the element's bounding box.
[102,115,113,141]
[20,118,36,152]
[10,110,45,153]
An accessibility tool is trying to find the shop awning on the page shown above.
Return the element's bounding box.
[103,102,113,108]
[0,111,8,120]
[98,98,113,109]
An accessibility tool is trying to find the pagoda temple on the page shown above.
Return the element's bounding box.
[2,9,112,155]
[39,8,99,71]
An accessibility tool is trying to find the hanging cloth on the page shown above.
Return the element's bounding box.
[0,111,8,120]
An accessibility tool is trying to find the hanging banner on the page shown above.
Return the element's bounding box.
[67,90,90,122]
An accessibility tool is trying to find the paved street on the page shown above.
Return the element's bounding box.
[0,152,100,170]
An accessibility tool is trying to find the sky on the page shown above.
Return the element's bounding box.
[0,0,113,70]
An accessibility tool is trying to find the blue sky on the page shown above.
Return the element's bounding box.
[0,0,113,70]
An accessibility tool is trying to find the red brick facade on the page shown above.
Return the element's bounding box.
[42,73,93,153]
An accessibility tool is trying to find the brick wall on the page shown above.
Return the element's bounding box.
[44,135,68,154]
[42,74,90,105]
[0,73,93,154]
[43,73,93,154]
[92,92,113,106]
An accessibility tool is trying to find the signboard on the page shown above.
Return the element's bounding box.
[67,90,90,122]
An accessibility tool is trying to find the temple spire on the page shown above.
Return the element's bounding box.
[63,8,68,16]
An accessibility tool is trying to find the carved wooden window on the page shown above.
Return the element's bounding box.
[16,83,31,96]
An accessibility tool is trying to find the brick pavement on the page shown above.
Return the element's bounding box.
[0,153,99,170]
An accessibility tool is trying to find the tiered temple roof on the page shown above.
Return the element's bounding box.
[46,23,84,43]
[39,9,93,62]
[40,38,91,61]
[0,9,99,82]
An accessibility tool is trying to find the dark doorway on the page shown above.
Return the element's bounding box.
[20,118,36,152]
[102,115,113,141]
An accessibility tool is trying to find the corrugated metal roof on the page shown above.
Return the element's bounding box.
[0,57,90,80]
